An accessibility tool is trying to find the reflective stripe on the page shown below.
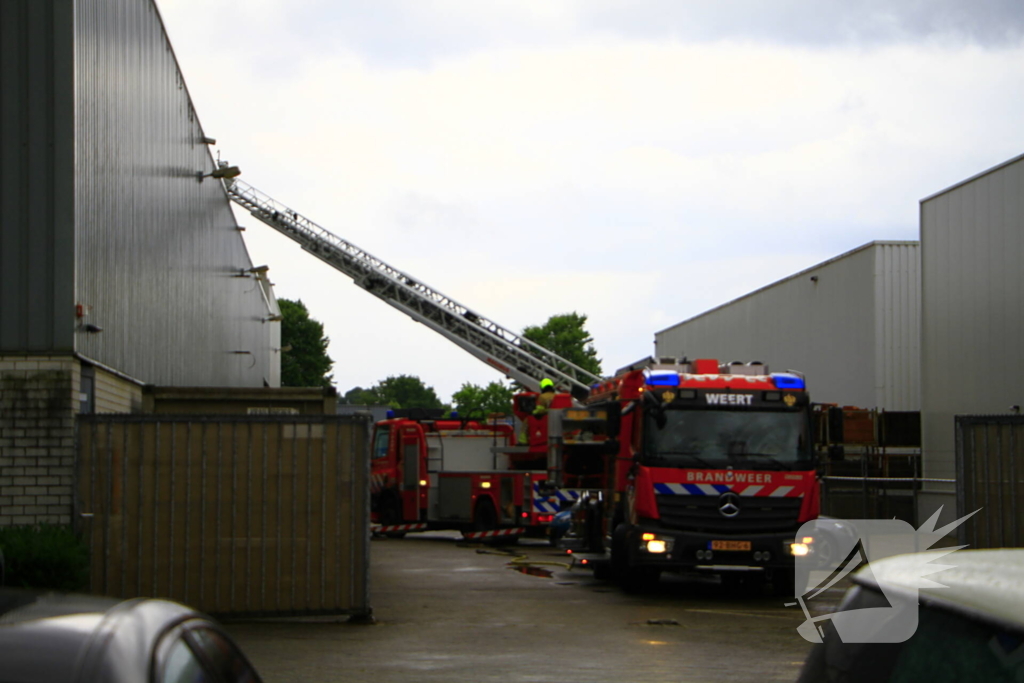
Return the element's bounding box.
[769,486,794,497]
[463,528,526,539]
[370,523,427,533]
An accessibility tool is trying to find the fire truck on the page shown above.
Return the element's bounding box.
[556,357,820,593]
[369,409,560,541]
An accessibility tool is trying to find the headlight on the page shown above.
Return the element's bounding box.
[647,540,668,554]
[790,542,810,556]
[639,535,674,554]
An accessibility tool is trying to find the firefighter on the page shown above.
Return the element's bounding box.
[518,378,557,445]
[533,378,556,416]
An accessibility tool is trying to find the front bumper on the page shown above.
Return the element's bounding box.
[625,525,801,573]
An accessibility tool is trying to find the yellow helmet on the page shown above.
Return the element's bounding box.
[539,378,555,391]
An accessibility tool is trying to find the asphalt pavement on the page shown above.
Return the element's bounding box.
[226,531,818,682]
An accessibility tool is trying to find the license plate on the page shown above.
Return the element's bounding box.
[710,540,751,551]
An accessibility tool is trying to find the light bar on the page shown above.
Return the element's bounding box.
[645,371,679,387]
[771,373,805,390]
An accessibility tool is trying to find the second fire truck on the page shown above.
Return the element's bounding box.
[369,409,562,541]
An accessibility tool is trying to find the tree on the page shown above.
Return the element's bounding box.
[279,299,334,388]
[340,386,377,405]
[451,381,514,419]
[522,312,602,380]
[357,375,445,410]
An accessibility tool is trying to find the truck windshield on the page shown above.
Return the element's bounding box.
[643,409,810,470]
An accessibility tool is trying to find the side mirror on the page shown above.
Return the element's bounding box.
[643,391,667,429]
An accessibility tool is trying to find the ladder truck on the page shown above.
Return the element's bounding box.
[557,357,821,594]
[224,176,602,540]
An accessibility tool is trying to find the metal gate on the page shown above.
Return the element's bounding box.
[76,415,371,619]
[956,415,1024,549]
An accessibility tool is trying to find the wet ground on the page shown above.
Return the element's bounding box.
[226,532,832,682]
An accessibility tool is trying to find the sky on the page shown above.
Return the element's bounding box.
[155,0,1024,403]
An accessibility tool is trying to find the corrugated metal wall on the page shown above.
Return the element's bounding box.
[873,243,921,412]
[654,242,920,411]
[1,0,280,387]
[0,0,77,351]
[73,0,277,387]
[920,155,1024,482]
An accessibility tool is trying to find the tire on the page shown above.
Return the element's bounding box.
[379,495,406,539]
[473,498,498,532]
[611,524,660,593]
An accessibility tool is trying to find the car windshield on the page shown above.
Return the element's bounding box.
[642,408,810,470]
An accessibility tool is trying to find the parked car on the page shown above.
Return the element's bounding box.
[0,589,262,683]
[797,548,1024,682]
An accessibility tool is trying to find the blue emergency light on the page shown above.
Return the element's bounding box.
[770,373,805,390]
[645,371,679,387]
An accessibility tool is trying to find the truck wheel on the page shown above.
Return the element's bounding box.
[474,498,498,532]
[380,496,406,539]
[610,524,659,593]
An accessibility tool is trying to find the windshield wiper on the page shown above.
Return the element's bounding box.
[647,451,716,469]
[732,453,792,470]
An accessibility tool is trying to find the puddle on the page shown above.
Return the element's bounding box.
[509,565,554,578]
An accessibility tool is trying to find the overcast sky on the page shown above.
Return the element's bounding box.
[156,0,1024,402]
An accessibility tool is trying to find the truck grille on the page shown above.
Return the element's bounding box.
[656,495,802,534]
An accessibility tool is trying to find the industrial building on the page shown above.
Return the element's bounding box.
[654,241,921,412]
[918,152,1024,522]
[0,0,283,526]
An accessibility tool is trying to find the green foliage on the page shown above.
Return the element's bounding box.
[344,375,445,410]
[279,299,334,388]
[340,386,377,405]
[0,524,89,592]
[451,381,514,419]
[522,312,602,379]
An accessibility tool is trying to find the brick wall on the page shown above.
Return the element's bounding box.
[0,357,80,526]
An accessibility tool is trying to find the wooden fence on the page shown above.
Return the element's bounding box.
[76,415,371,619]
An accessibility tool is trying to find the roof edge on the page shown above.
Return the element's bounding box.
[920,152,1024,204]
[654,240,919,336]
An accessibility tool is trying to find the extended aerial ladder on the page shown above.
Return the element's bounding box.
[225,177,602,399]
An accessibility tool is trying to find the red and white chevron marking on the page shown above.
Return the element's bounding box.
[462,527,526,540]
[370,523,427,534]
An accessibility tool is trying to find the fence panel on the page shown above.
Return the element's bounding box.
[76,415,370,619]
[957,415,1024,549]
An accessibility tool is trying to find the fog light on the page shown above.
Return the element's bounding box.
[696,550,706,560]
[753,551,763,561]
[790,542,810,556]
[763,551,771,562]
[647,540,668,554]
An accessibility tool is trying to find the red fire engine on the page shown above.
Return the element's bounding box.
[370,409,560,541]
[557,357,820,593]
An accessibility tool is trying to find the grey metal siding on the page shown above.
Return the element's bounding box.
[874,243,920,411]
[655,242,921,411]
[920,156,1024,481]
[70,0,276,386]
[0,0,77,351]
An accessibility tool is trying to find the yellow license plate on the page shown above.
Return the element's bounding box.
[711,540,751,551]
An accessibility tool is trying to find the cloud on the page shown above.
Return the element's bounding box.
[154,0,1024,398]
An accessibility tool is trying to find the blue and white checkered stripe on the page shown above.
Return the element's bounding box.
[532,483,581,513]
[653,483,791,497]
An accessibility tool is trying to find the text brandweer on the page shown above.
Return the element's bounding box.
[686,471,774,483]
